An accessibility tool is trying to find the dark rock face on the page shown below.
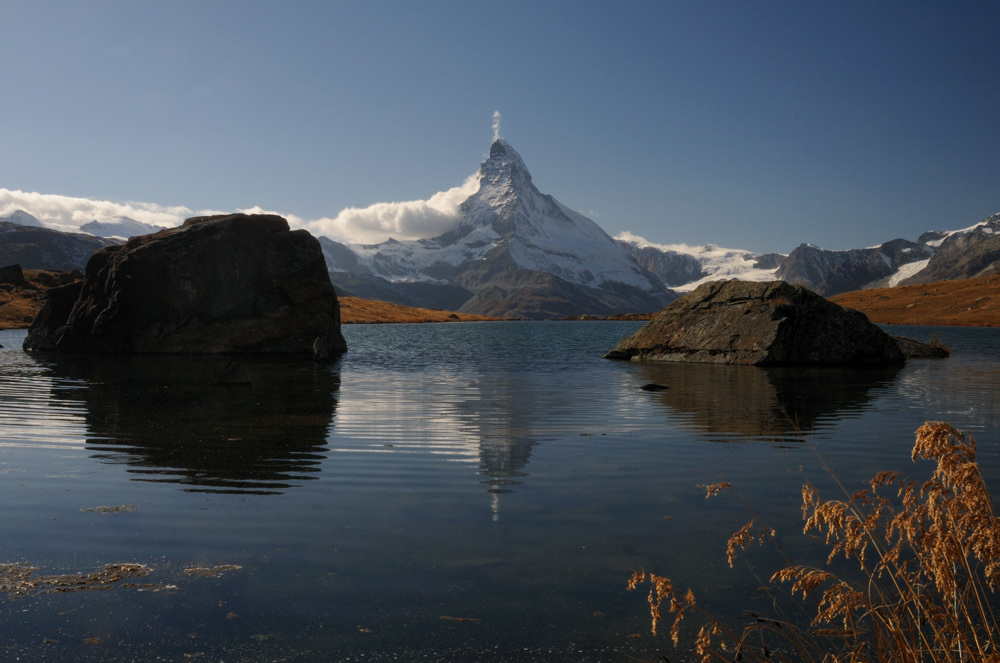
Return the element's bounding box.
[21,280,84,349]
[775,240,933,296]
[619,242,705,287]
[0,264,26,285]
[604,280,908,366]
[453,252,673,319]
[23,214,347,358]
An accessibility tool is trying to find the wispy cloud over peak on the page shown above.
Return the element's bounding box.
[492,110,502,142]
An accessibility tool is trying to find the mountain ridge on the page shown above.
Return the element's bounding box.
[314,140,1000,311]
[320,139,677,318]
[4,143,1000,316]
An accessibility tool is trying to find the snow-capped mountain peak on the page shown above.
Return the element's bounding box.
[81,216,166,239]
[923,212,1000,247]
[483,139,531,187]
[322,138,675,317]
[459,139,540,236]
[0,209,44,227]
[448,139,663,290]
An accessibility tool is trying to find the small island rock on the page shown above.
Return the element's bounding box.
[604,280,937,365]
[23,213,347,358]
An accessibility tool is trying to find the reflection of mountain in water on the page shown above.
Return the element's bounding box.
[457,374,536,495]
[479,437,531,495]
[633,362,900,439]
[479,435,532,523]
[48,356,340,494]
[448,373,539,521]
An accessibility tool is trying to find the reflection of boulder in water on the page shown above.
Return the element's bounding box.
[634,362,899,437]
[49,355,340,494]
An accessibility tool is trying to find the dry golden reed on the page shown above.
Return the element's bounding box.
[629,422,1000,662]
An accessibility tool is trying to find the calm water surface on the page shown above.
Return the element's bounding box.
[0,322,998,662]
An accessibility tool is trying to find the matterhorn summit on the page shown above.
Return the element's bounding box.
[323,139,675,318]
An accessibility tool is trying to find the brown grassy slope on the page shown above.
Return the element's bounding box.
[1,279,497,329]
[0,270,73,330]
[830,274,1000,327]
[338,296,497,323]
[9,271,995,329]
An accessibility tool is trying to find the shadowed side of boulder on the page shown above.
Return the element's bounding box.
[604,280,916,366]
[23,213,347,358]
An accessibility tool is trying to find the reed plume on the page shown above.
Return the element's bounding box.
[629,422,1000,662]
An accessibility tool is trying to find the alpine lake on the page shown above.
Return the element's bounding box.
[1,321,998,662]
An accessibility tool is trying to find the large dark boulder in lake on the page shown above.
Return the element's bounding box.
[604,280,938,365]
[23,213,347,358]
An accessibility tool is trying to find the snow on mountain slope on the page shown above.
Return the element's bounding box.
[613,232,780,292]
[922,215,999,248]
[81,216,165,239]
[335,139,663,292]
[348,220,500,281]
[672,245,781,292]
[505,200,656,288]
[462,140,658,289]
[614,213,1000,296]
[0,209,45,227]
[886,259,931,286]
[897,212,1000,285]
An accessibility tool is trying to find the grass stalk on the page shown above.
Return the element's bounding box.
[629,422,1000,662]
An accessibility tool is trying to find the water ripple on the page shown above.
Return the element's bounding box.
[0,347,89,450]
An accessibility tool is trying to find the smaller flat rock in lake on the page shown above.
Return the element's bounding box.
[604,280,929,366]
[23,213,347,358]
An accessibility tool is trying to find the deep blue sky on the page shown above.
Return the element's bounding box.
[2,1,999,252]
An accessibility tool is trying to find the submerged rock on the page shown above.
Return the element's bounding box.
[891,334,950,358]
[23,213,347,358]
[604,280,941,366]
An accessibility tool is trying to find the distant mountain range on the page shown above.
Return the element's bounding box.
[0,220,118,272]
[2,140,999,318]
[80,216,165,239]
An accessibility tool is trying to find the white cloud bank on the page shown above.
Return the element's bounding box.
[615,230,710,255]
[1,174,480,245]
[298,173,479,244]
[0,189,200,234]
